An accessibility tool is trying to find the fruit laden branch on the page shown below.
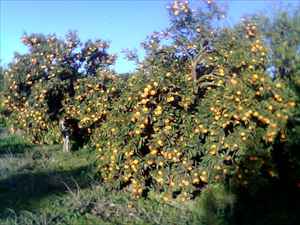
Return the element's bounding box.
[0,0,299,202]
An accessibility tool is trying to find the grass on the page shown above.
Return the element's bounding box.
[0,131,299,225]
[0,133,231,225]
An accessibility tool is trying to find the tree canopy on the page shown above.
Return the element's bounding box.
[1,0,299,201]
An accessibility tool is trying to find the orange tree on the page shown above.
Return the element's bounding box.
[62,72,123,147]
[257,7,300,188]
[1,32,116,144]
[0,66,3,92]
[0,66,6,126]
[1,0,298,202]
[92,1,296,201]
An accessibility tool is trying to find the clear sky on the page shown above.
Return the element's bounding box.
[0,0,296,73]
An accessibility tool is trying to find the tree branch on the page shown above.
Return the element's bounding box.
[191,48,205,81]
[198,81,218,89]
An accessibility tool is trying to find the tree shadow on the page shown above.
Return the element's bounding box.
[0,128,7,136]
[0,134,33,156]
[228,133,300,225]
[231,178,300,225]
[0,143,33,156]
[0,164,96,219]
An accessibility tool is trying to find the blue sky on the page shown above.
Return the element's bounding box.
[0,0,296,73]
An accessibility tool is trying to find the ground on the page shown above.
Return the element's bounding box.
[0,128,299,225]
[0,130,213,225]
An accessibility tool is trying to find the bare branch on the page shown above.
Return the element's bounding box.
[197,73,219,82]
[198,81,218,89]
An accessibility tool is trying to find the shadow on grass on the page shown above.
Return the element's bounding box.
[231,179,300,225]
[0,128,7,136]
[0,135,33,155]
[230,129,300,225]
[0,143,33,155]
[0,164,96,219]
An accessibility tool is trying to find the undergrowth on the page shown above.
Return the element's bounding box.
[0,134,299,225]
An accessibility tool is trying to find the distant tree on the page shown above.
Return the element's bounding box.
[260,7,300,82]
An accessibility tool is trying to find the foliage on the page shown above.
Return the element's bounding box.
[0,66,4,92]
[0,134,232,225]
[1,133,299,225]
[1,0,299,203]
[191,184,235,225]
[257,6,300,188]
[1,32,116,144]
[92,1,296,200]
[260,6,300,82]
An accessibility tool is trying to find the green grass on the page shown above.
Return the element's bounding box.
[0,133,299,225]
[0,134,234,225]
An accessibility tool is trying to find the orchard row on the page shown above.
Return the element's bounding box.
[1,0,298,201]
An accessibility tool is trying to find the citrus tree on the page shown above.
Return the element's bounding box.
[92,0,296,201]
[257,6,300,187]
[1,0,298,203]
[1,32,116,144]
